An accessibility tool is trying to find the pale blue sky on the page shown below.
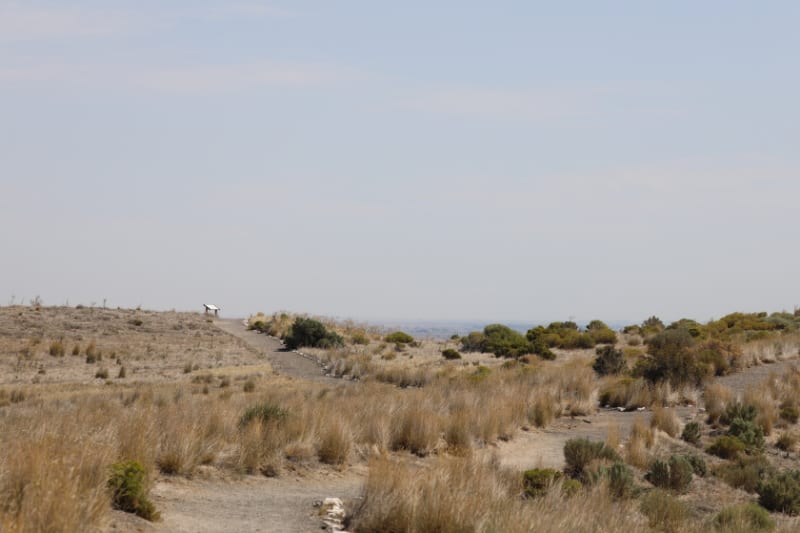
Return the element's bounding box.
[1,1,798,323]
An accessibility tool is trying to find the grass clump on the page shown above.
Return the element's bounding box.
[714,455,774,493]
[95,368,109,379]
[243,379,256,393]
[639,489,687,532]
[645,456,693,493]
[441,348,462,360]
[108,461,159,521]
[238,403,288,429]
[49,340,65,357]
[681,421,702,445]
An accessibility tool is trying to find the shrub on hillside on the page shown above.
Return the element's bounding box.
[640,489,686,532]
[728,417,765,452]
[441,348,462,360]
[479,324,532,358]
[607,462,635,499]
[681,422,702,445]
[385,331,414,344]
[238,402,288,429]
[563,438,620,480]
[715,455,774,493]
[522,468,562,498]
[460,331,486,353]
[714,503,775,531]
[646,456,693,493]
[757,470,800,515]
[592,345,626,376]
[284,317,343,350]
[107,461,159,521]
[637,328,707,386]
[707,435,746,460]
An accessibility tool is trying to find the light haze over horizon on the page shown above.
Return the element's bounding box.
[2,1,798,324]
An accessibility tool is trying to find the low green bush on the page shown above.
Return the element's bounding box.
[239,402,288,429]
[441,348,462,360]
[592,345,626,376]
[721,402,758,425]
[563,438,620,480]
[607,462,635,499]
[522,468,562,498]
[384,331,414,344]
[728,417,765,452]
[681,421,702,445]
[714,455,774,493]
[714,503,775,531]
[646,456,693,493]
[707,435,746,460]
[779,402,799,424]
[284,317,343,350]
[757,470,800,515]
[107,461,159,521]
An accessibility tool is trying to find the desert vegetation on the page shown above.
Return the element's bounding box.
[2,305,800,531]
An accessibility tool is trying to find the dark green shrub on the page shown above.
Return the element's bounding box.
[728,417,765,452]
[249,320,266,331]
[757,470,800,515]
[482,324,532,358]
[607,462,635,499]
[561,478,582,496]
[441,348,462,360]
[714,503,775,531]
[592,345,626,376]
[522,468,562,498]
[640,489,686,532]
[588,327,618,345]
[721,402,758,425]
[646,456,693,492]
[384,331,414,344]
[284,317,343,350]
[640,328,705,386]
[708,435,746,460]
[563,438,620,479]
[239,402,288,429]
[460,331,486,353]
[715,455,774,493]
[685,455,707,477]
[108,461,159,521]
[351,332,370,345]
[681,421,702,445]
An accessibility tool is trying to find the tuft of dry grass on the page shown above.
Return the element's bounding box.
[626,416,654,469]
[317,417,352,466]
[703,383,733,424]
[650,406,680,437]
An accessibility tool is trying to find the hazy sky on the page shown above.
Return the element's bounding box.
[2,1,798,323]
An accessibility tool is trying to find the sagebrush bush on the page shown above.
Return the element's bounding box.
[522,468,562,498]
[728,417,765,452]
[107,461,159,521]
[684,455,706,477]
[441,348,462,360]
[757,469,800,515]
[646,456,692,493]
[707,435,746,460]
[384,331,414,344]
[681,421,702,445]
[607,462,635,499]
[592,345,626,376]
[563,438,620,480]
[284,317,343,350]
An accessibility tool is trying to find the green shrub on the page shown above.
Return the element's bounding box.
[239,402,288,429]
[639,328,705,386]
[757,470,800,515]
[482,324,532,358]
[681,421,702,445]
[107,461,159,521]
[715,455,774,493]
[384,331,414,344]
[592,345,626,375]
[721,402,758,425]
[779,402,799,424]
[563,438,620,479]
[588,327,618,345]
[522,468,562,498]
[640,489,686,532]
[284,317,343,350]
[728,417,765,452]
[607,462,635,499]
[707,435,746,460]
[646,456,693,493]
[441,348,462,360]
[684,454,707,477]
[714,503,775,531]
[460,331,486,353]
[351,332,370,345]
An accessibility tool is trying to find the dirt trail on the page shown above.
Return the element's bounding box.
[214,318,344,385]
[716,358,799,391]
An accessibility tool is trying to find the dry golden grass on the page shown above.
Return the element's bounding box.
[651,406,681,437]
[626,416,655,469]
[703,382,734,424]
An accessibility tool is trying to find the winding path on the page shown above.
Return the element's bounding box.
[214,318,344,385]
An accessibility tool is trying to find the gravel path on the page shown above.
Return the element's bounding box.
[214,318,345,385]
